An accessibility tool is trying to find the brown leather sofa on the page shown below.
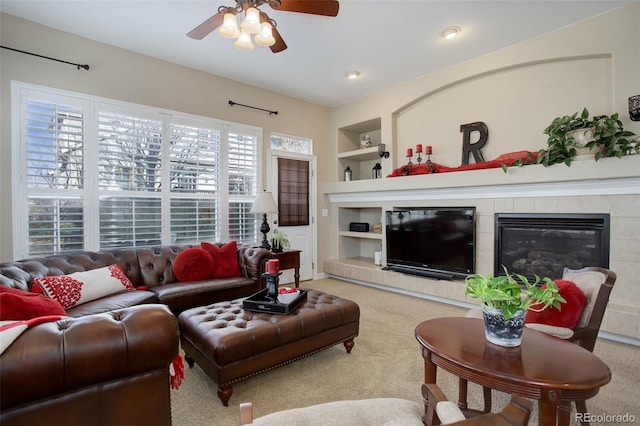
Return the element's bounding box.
[0,304,180,426]
[0,243,272,425]
[0,243,273,316]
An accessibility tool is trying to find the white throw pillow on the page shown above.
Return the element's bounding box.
[33,265,135,310]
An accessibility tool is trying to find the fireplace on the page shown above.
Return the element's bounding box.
[494,213,610,280]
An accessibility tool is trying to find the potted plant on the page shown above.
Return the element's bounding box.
[537,108,637,167]
[465,266,566,347]
[586,112,638,160]
[270,229,290,253]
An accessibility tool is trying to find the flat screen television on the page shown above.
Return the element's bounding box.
[385,207,476,280]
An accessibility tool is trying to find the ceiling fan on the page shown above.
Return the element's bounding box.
[188,0,340,53]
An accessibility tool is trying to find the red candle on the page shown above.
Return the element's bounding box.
[416,144,423,153]
[425,145,432,155]
[266,259,280,274]
[407,148,413,157]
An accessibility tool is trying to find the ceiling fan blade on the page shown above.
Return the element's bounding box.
[273,0,339,17]
[270,26,288,53]
[187,12,225,40]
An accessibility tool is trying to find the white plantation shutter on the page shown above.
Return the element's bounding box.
[26,100,85,190]
[99,196,162,249]
[229,201,256,243]
[98,112,163,192]
[170,124,220,193]
[97,111,163,247]
[170,198,218,244]
[27,197,84,255]
[169,123,222,243]
[14,83,262,258]
[22,94,87,256]
[228,129,259,244]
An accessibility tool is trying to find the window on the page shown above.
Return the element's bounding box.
[13,83,261,258]
[271,133,312,154]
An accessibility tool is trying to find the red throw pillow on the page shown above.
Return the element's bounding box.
[173,248,215,282]
[0,286,67,320]
[526,279,587,329]
[200,241,241,278]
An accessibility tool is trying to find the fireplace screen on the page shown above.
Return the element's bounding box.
[494,213,610,280]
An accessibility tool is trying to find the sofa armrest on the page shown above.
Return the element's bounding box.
[239,246,274,285]
[0,304,179,410]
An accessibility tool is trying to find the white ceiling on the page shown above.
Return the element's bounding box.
[0,1,633,107]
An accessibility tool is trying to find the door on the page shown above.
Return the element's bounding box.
[269,151,316,284]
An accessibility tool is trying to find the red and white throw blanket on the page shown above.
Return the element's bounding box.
[0,315,63,355]
[0,316,185,390]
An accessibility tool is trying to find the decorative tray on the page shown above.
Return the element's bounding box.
[243,288,308,315]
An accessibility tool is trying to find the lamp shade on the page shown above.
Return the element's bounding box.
[255,22,276,47]
[234,30,254,51]
[219,13,240,38]
[240,7,261,34]
[250,191,278,213]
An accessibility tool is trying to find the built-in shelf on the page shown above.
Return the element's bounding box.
[338,207,384,261]
[338,118,382,182]
[338,146,380,161]
[339,231,383,240]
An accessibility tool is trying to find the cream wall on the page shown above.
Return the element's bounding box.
[329,3,639,166]
[0,13,331,262]
[322,3,640,341]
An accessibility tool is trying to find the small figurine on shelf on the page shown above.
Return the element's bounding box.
[344,166,352,181]
[372,162,382,179]
[360,134,372,148]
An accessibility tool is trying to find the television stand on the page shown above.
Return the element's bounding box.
[387,265,456,281]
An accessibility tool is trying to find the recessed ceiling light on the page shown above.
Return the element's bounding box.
[346,71,361,79]
[442,26,461,40]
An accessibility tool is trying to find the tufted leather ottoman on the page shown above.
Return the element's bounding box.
[178,290,360,406]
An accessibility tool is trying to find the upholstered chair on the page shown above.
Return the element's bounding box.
[238,384,533,426]
[423,383,532,426]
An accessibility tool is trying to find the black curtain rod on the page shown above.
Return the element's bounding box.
[1,46,90,70]
[228,100,278,115]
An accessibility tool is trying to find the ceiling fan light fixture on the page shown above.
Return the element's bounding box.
[219,13,239,38]
[234,30,255,51]
[241,7,262,34]
[442,26,461,40]
[255,22,276,47]
[188,0,340,54]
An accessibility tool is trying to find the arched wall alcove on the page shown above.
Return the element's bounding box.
[390,54,612,169]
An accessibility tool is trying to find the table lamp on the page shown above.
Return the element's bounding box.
[250,190,278,249]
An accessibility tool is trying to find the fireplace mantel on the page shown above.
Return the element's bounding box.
[323,155,640,202]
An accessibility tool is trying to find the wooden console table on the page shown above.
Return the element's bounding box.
[415,317,611,426]
[271,249,301,288]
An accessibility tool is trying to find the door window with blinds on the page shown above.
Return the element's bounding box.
[13,83,260,258]
[277,158,309,226]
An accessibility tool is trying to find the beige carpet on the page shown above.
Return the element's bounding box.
[170,278,639,425]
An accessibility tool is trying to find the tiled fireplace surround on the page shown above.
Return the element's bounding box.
[323,156,640,343]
